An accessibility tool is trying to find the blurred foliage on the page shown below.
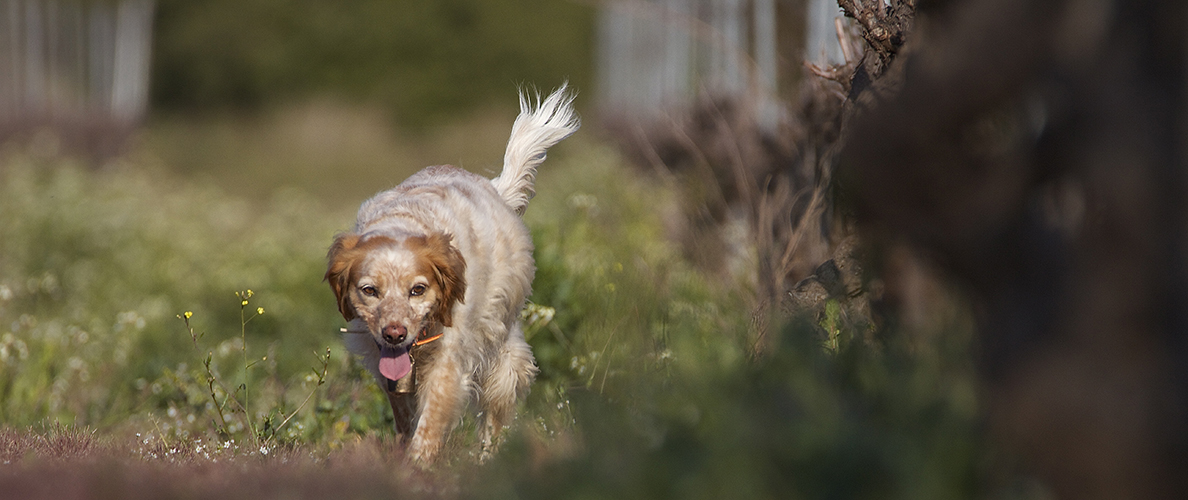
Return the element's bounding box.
[525,144,753,394]
[481,317,989,500]
[479,151,993,496]
[0,150,353,431]
[151,0,595,127]
[141,103,522,203]
[0,135,1030,497]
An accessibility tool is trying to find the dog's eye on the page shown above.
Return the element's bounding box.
[410,284,427,297]
[360,285,379,297]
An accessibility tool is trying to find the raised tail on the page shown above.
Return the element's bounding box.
[492,84,580,215]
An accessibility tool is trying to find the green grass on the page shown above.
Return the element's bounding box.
[0,128,1025,498]
[0,149,364,443]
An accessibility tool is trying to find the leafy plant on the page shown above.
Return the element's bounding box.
[172,290,329,448]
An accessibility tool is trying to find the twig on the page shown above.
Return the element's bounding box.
[271,347,330,442]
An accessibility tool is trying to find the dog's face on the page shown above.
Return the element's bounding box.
[325,232,466,350]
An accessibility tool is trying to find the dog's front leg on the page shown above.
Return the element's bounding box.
[407,353,466,463]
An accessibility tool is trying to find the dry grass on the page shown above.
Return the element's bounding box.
[0,425,441,500]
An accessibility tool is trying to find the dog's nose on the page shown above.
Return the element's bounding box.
[382,324,407,344]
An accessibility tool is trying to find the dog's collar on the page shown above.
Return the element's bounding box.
[413,328,443,346]
[341,324,442,395]
[338,324,443,346]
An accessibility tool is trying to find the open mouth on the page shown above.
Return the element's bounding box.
[378,344,412,381]
[370,320,432,382]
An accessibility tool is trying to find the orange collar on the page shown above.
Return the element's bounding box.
[339,325,444,347]
[413,331,443,346]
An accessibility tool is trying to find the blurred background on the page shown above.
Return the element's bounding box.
[0,0,846,198]
[0,0,857,323]
[2,1,1185,499]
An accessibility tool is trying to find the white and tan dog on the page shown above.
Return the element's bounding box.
[326,86,578,463]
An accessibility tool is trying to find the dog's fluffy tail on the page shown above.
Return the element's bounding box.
[492,84,580,215]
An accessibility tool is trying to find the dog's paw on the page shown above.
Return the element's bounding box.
[406,434,441,465]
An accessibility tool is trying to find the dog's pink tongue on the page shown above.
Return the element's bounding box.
[378,345,411,381]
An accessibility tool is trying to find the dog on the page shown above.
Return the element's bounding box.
[325,86,578,463]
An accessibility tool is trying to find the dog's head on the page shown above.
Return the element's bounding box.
[325,232,466,352]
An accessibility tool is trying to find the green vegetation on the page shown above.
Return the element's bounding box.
[0,150,360,441]
[0,131,1006,497]
[152,0,595,128]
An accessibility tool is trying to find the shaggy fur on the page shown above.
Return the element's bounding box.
[326,86,578,463]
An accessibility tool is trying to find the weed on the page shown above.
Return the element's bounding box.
[172,291,329,448]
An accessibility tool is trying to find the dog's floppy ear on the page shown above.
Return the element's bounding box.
[420,232,467,328]
[325,233,362,321]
